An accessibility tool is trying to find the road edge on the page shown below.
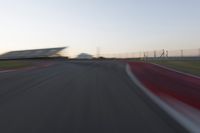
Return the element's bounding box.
[150,62,200,79]
[125,64,200,133]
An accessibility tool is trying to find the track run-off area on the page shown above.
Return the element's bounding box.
[128,62,200,109]
[128,61,200,132]
[0,60,195,133]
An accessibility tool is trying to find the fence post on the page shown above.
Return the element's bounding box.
[154,50,156,60]
[144,52,147,62]
[181,49,183,57]
[199,48,200,57]
[165,50,169,58]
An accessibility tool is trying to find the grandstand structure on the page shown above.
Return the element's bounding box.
[0,47,67,59]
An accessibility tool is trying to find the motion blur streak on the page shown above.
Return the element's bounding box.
[0,60,186,133]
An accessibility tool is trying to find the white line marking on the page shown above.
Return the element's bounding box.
[0,70,16,73]
[0,66,35,73]
[126,64,200,133]
[150,63,200,79]
[162,94,200,125]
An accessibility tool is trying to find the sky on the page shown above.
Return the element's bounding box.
[0,0,200,57]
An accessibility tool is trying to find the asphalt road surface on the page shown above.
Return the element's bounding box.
[0,60,187,133]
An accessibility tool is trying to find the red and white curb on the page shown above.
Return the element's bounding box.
[126,64,200,133]
[150,63,200,79]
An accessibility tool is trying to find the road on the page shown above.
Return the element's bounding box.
[0,60,186,133]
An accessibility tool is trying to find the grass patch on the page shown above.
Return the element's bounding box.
[0,61,32,69]
[151,60,200,76]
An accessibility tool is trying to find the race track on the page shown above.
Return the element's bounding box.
[0,60,186,133]
[128,62,200,110]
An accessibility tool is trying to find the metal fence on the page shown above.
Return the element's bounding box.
[100,48,200,60]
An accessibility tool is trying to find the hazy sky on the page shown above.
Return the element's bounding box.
[0,0,200,57]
